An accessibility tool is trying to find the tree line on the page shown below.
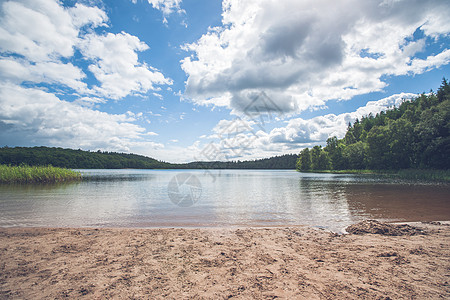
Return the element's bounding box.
[0,147,171,169]
[297,78,450,171]
[179,154,298,169]
[0,146,298,170]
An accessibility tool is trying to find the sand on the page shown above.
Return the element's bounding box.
[0,221,449,299]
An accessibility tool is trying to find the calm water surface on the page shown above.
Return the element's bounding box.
[0,169,449,232]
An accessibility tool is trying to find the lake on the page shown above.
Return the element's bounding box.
[0,169,449,232]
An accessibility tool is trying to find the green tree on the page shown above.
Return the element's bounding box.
[310,146,322,170]
[316,151,331,170]
[297,78,450,172]
[414,99,450,169]
[325,137,348,170]
[388,118,414,168]
[343,141,367,169]
[296,148,312,171]
[367,126,391,169]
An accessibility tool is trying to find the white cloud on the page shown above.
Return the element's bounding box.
[0,83,161,152]
[0,0,80,61]
[68,3,108,28]
[190,92,417,161]
[152,92,163,100]
[79,32,172,99]
[0,0,170,154]
[144,132,159,136]
[73,96,107,108]
[0,0,172,98]
[210,118,255,138]
[146,0,183,15]
[181,0,450,115]
[0,57,87,91]
[130,0,184,19]
[147,111,162,117]
[0,0,107,93]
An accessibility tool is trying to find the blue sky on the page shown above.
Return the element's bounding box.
[0,0,449,162]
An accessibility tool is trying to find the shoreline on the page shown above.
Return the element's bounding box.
[0,220,448,232]
[1,221,449,299]
[297,169,450,182]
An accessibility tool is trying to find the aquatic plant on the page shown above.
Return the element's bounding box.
[0,164,82,184]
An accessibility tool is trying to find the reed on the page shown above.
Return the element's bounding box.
[299,169,450,182]
[0,165,82,184]
[390,169,450,182]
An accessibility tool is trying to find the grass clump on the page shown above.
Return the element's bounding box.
[300,169,450,182]
[301,169,376,174]
[387,169,450,182]
[0,164,82,184]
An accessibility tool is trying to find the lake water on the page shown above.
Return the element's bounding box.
[0,169,449,232]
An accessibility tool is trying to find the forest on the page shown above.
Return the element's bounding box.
[0,147,172,169]
[178,154,298,169]
[0,146,297,170]
[296,78,450,171]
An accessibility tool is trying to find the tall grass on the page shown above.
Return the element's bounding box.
[301,169,377,174]
[299,169,450,182]
[388,169,450,182]
[0,165,82,184]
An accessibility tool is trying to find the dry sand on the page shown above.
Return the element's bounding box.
[0,221,449,299]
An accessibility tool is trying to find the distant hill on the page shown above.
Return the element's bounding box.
[179,154,298,170]
[177,154,298,170]
[0,146,298,170]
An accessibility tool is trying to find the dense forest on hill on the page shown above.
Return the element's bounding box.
[178,154,298,169]
[297,79,450,171]
[0,146,298,170]
[0,147,172,169]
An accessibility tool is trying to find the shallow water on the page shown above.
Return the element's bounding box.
[0,169,449,232]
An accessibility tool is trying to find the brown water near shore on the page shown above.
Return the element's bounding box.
[343,183,450,222]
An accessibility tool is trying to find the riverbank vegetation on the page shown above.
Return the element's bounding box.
[296,78,450,174]
[0,165,81,184]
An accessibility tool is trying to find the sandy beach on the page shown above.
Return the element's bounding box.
[0,221,449,299]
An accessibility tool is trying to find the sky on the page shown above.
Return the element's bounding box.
[0,0,449,163]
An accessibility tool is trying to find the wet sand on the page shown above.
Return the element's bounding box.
[0,222,449,299]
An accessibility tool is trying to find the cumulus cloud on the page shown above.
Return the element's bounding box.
[0,83,162,152]
[131,0,184,21]
[181,0,450,115]
[147,0,183,15]
[0,0,87,61]
[0,0,171,98]
[0,0,106,93]
[79,32,172,99]
[193,93,417,161]
[0,57,87,91]
[0,0,169,152]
